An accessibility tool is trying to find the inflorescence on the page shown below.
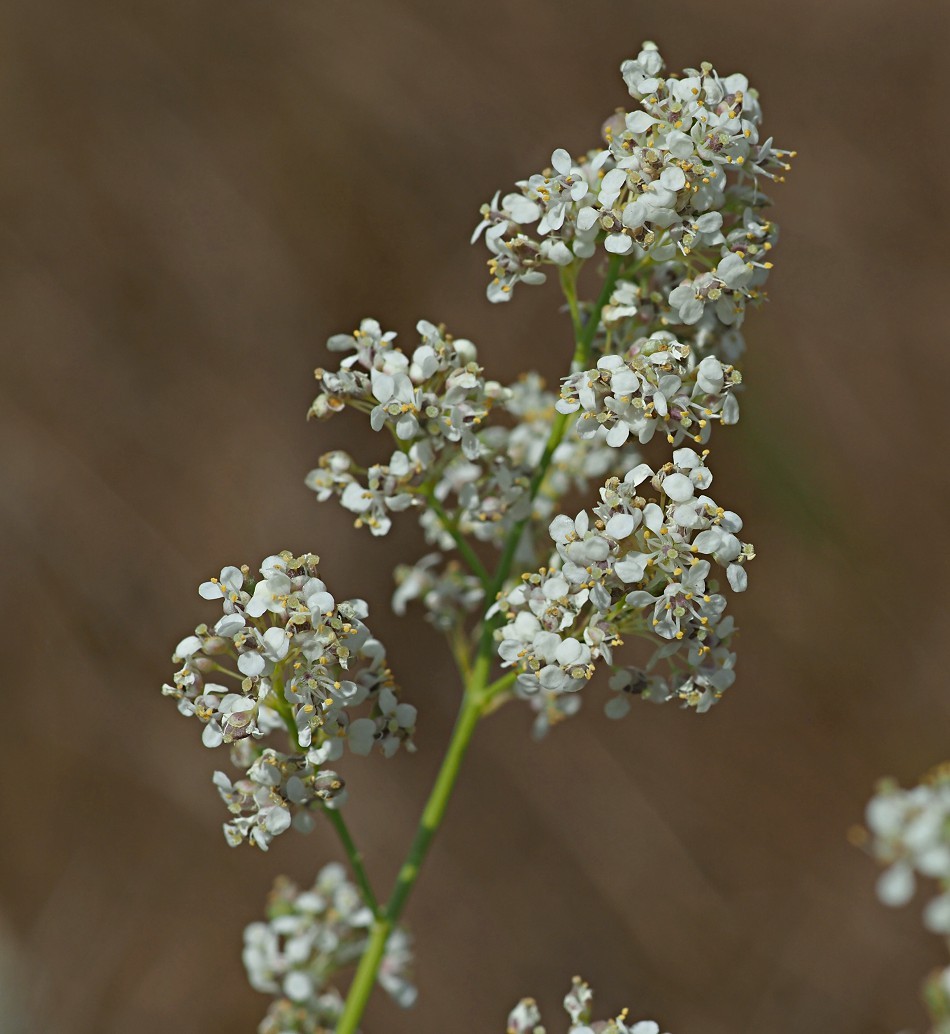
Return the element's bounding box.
[163,551,416,850]
[163,39,792,1034]
[303,41,788,734]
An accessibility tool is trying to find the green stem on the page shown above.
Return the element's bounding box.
[558,262,584,339]
[575,253,623,367]
[272,682,382,917]
[384,674,486,923]
[337,918,391,1033]
[335,664,489,1034]
[324,806,381,917]
[483,669,517,702]
[477,253,625,651]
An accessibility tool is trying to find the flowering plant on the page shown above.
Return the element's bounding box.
[162,41,791,1032]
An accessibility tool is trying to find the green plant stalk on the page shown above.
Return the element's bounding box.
[324,806,381,917]
[270,678,384,919]
[334,253,625,1034]
[334,660,488,1034]
[475,253,624,656]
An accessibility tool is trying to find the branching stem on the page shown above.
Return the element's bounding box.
[334,253,624,1034]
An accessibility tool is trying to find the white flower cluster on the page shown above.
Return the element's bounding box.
[495,449,749,734]
[478,42,792,734]
[307,318,506,535]
[162,552,416,849]
[507,977,671,1034]
[557,331,740,448]
[300,42,788,727]
[866,769,950,933]
[475,41,790,327]
[431,372,642,536]
[312,318,502,448]
[598,273,746,368]
[308,324,642,633]
[245,864,415,1034]
[308,322,640,542]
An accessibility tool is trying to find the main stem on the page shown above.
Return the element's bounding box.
[335,253,624,1033]
[334,657,490,1034]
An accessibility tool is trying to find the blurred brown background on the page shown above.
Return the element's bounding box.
[1,1,948,1031]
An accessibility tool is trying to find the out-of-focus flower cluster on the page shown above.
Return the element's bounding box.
[866,768,950,929]
[865,767,950,1034]
[507,977,671,1034]
[245,864,415,1034]
[474,41,791,358]
[495,449,748,735]
[162,552,416,849]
